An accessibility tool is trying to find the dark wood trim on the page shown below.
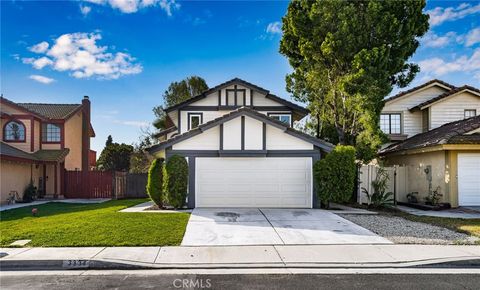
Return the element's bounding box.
[262,122,266,150]
[54,163,57,195]
[167,149,321,158]
[241,116,245,150]
[250,89,253,107]
[179,105,293,111]
[218,90,221,106]
[30,116,34,151]
[187,112,203,131]
[219,123,223,150]
[182,106,220,111]
[188,156,196,208]
[178,110,182,133]
[243,90,246,107]
[39,122,42,150]
[0,155,35,163]
[2,119,27,143]
[234,85,238,106]
[220,150,267,157]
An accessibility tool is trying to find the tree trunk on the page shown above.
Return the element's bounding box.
[316,113,321,138]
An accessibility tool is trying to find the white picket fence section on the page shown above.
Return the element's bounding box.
[357,165,408,205]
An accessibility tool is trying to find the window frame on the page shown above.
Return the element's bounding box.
[41,123,62,143]
[187,113,203,130]
[380,113,402,135]
[267,113,293,127]
[464,109,476,119]
[3,120,26,143]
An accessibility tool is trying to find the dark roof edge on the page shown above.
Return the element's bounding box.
[0,97,47,120]
[384,79,456,103]
[409,85,480,112]
[147,107,333,154]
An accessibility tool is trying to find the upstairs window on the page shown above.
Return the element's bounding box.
[42,123,61,142]
[464,109,476,119]
[380,113,401,134]
[3,120,26,142]
[269,113,292,127]
[188,113,202,130]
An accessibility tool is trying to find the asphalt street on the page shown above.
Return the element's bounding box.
[1,273,480,290]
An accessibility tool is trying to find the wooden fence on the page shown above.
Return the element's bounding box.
[357,165,407,205]
[64,170,113,198]
[63,170,148,199]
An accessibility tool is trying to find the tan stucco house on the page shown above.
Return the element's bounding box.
[0,96,95,204]
[379,80,480,207]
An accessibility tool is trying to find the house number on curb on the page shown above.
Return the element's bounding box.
[63,260,90,268]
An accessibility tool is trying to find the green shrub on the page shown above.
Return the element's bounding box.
[22,182,37,203]
[164,155,188,209]
[146,158,164,207]
[313,145,356,208]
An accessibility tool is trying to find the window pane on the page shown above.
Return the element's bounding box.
[189,115,201,129]
[465,110,476,118]
[391,114,401,134]
[270,114,291,126]
[4,121,25,141]
[380,114,390,134]
[42,123,61,142]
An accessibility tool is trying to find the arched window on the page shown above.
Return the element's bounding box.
[3,120,26,142]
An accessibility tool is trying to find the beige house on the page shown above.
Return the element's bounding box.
[379,80,480,207]
[0,96,95,204]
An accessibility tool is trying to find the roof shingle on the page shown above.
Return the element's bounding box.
[16,103,82,119]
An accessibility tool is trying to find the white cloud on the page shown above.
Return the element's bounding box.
[466,27,480,47]
[266,21,282,34]
[427,3,480,27]
[421,31,457,48]
[29,41,49,53]
[419,48,480,80]
[29,75,56,84]
[22,32,142,80]
[83,0,179,15]
[80,5,92,16]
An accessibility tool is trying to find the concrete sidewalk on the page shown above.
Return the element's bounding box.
[1,245,479,270]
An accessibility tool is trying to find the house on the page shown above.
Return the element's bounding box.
[378,80,480,207]
[0,96,95,204]
[148,78,334,208]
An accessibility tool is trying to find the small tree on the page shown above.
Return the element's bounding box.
[147,158,164,207]
[164,155,188,209]
[314,145,356,208]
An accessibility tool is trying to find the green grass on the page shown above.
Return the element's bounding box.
[0,199,190,247]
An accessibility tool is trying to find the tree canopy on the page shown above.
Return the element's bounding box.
[280,0,429,162]
[96,135,134,171]
[153,76,208,129]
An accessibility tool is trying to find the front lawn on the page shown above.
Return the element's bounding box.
[0,199,190,247]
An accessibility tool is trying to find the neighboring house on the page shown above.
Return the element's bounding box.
[148,78,333,208]
[0,96,95,204]
[379,80,480,207]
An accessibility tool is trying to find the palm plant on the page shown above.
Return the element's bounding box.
[362,167,394,208]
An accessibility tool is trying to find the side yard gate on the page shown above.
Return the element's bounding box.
[63,170,148,199]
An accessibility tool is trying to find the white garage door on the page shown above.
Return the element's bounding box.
[196,157,312,208]
[458,153,480,206]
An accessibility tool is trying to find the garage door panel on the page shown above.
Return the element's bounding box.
[196,157,312,208]
[458,153,480,206]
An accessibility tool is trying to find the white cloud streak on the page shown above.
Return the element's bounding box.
[22,32,142,80]
[266,21,282,35]
[466,28,480,47]
[419,48,480,80]
[80,5,92,16]
[29,75,56,84]
[427,2,480,27]
[84,0,180,15]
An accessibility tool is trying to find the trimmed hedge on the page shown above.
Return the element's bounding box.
[314,145,356,208]
[164,155,188,209]
[146,158,164,207]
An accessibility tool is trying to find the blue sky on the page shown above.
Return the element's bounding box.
[1,1,479,154]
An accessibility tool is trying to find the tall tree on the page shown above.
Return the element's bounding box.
[97,136,134,171]
[153,76,208,129]
[280,0,429,162]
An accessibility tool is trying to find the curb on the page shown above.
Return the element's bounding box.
[2,257,480,271]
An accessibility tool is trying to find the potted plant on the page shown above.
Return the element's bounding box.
[424,186,442,206]
[406,192,419,203]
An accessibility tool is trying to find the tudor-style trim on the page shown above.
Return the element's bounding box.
[220,150,267,157]
[262,122,266,150]
[187,112,203,131]
[3,119,27,143]
[218,90,221,106]
[241,116,245,150]
[234,85,237,106]
[30,116,34,151]
[188,156,196,208]
[250,89,253,107]
[219,123,223,150]
[148,107,334,153]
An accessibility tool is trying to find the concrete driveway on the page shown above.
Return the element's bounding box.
[181,208,391,246]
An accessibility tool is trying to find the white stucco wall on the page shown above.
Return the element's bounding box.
[244,117,263,150]
[266,125,313,150]
[172,126,220,150]
[223,118,242,150]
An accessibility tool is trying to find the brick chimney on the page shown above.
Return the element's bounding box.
[81,96,91,172]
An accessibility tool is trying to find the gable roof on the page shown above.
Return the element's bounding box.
[16,103,83,119]
[0,141,70,162]
[409,85,480,112]
[380,115,480,155]
[163,78,308,116]
[147,106,334,153]
[384,79,455,103]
